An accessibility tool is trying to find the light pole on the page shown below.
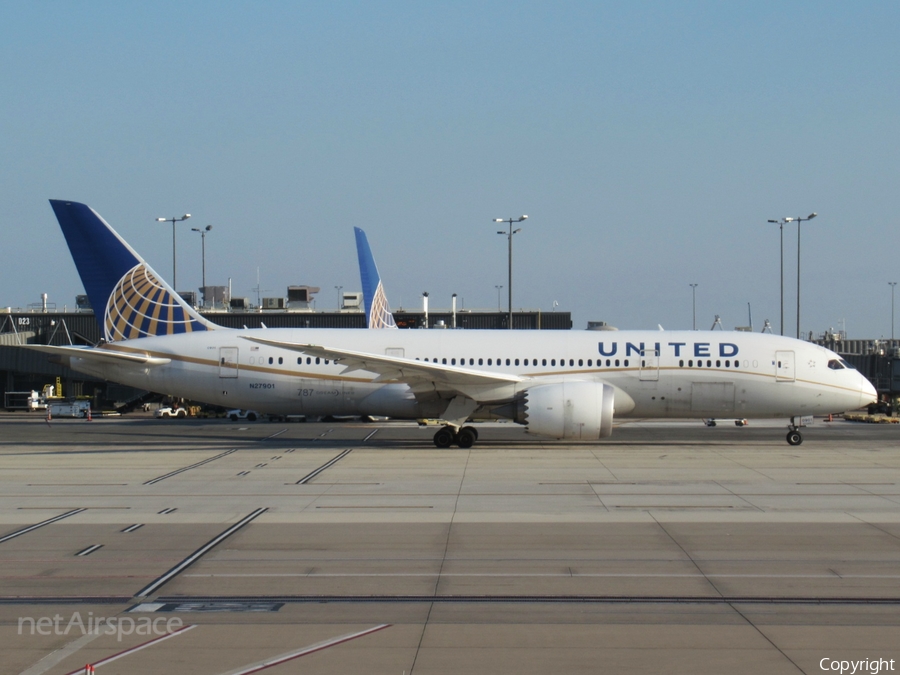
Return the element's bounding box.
[191,225,212,306]
[494,215,528,329]
[890,282,897,343]
[156,213,191,290]
[794,212,817,339]
[689,284,698,330]
[494,285,503,311]
[335,285,343,310]
[767,217,790,335]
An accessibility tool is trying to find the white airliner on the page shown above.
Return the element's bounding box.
[25,200,876,448]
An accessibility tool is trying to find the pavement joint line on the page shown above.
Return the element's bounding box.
[261,429,287,441]
[152,594,900,605]
[213,624,390,675]
[363,429,378,442]
[143,448,239,485]
[60,624,196,675]
[0,508,86,544]
[295,448,353,484]
[134,507,269,598]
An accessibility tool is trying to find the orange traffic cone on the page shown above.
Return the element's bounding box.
[86,407,92,422]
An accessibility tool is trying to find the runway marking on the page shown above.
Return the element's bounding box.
[135,507,268,598]
[18,631,102,675]
[295,448,353,484]
[143,449,239,485]
[157,508,177,515]
[213,624,390,675]
[59,624,195,675]
[121,524,144,533]
[0,508,86,544]
[75,544,103,557]
[363,429,379,442]
[261,429,287,440]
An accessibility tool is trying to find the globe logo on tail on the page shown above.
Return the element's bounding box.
[104,264,209,341]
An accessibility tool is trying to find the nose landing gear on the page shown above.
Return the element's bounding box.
[786,416,804,445]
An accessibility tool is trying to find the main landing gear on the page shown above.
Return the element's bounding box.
[786,417,803,446]
[433,425,479,448]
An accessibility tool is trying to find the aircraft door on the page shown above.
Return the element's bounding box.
[639,347,660,382]
[775,351,795,382]
[219,347,239,378]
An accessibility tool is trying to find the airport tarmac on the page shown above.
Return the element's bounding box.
[2,413,900,674]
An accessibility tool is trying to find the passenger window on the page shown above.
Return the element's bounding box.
[451,358,456,365]
[551,359,556,366]
[706,360,711,367]
[442,358,447,364]
[725,360,729,367]
[478,358,483,366]
[605,359,611,367]
[715,360,720,368]
[515,358,520,366]
[569,359,574,366]
[315,357,320,364]
[679,360,684,367]
[506,359,510,366]
[615,359,620,367]
[488,358,492,366]
[578,359,583,366]
[624,359,629,367]
[278,357,283,365]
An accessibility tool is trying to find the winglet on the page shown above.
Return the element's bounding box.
[49,200,216,341]
[354,227,397,329]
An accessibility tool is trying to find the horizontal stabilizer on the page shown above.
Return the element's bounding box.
[21,344,171,366]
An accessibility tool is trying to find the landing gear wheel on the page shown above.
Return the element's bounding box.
[433,427,455,448]
[786,429,803,446]
[457,427,477,448]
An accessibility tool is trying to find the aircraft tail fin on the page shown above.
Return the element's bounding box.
[49,200,215,341]
[354,227,397,329]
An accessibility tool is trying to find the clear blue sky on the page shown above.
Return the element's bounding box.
[3,2,899,337]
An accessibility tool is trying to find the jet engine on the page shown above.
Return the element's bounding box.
[520,381,616,440]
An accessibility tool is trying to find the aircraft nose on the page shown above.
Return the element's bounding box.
[860,374,878,406]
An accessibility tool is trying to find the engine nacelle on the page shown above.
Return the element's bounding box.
[523,381,615,440]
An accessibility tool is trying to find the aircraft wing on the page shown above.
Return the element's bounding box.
[21,344,172,366]
[239,335,524,398]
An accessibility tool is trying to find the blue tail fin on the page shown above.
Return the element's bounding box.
[354,227,397,329]
[49,200,215,341]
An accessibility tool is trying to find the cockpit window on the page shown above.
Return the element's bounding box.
[827,359,844,370]
[839,358,856,370]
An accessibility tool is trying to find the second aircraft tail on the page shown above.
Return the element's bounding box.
[354,227,397,329]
